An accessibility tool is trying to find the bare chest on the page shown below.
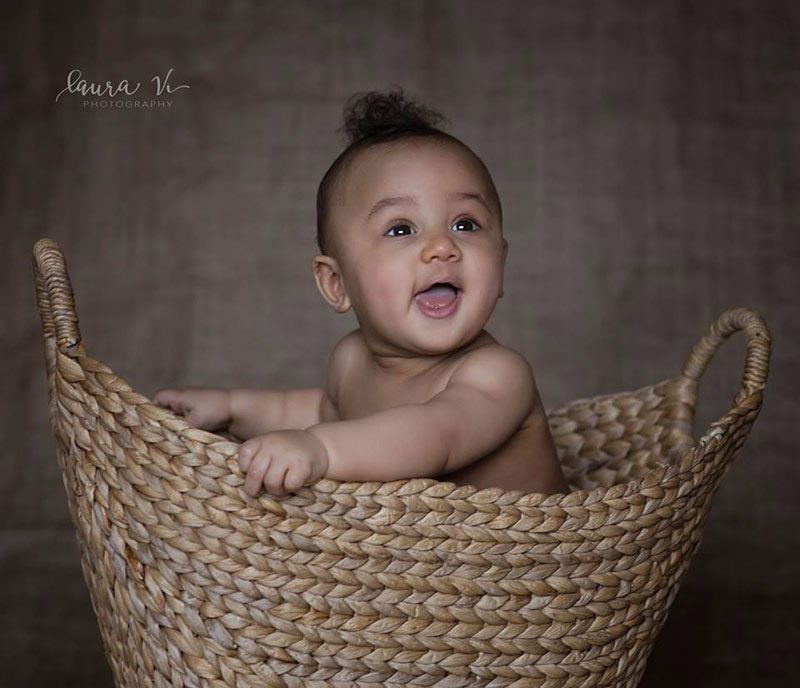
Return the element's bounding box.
[331,351,548,493]
[336,365,544,492]
[319,332,564,494]
[335,360,454,420]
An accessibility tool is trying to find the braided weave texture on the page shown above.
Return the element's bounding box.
[33,239,770,688]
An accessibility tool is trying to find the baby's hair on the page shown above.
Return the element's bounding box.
[315,88,502,256]
[340,89,448,144]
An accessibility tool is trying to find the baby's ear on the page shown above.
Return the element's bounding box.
[311,255,352,314]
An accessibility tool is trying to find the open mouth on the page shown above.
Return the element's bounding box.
[414,282,462,318]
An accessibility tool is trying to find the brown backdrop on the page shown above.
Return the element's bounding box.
[2,1,798,686]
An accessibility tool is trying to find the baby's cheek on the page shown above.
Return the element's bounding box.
[361,274,403,315]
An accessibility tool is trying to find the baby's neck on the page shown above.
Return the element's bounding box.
[369,351,453,379]
[361,330,495,380]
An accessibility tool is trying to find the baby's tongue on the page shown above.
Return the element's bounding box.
[415,283,458,309]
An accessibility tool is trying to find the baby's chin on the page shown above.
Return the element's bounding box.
[358,306,490,356]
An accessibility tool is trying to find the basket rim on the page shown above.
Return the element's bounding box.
[61,344,753,515]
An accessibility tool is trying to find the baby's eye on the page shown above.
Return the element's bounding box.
[385,224,414,237]
[452,218,480,232]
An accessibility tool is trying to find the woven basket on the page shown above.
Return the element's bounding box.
[32,238,771,688]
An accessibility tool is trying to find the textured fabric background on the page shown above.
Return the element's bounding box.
[2,1,798,685]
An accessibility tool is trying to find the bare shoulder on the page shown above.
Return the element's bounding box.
[324,329,364,401]
[449,343,539,410]
[329,329,364,372]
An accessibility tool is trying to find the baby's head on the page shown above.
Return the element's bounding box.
[312,89,508,358]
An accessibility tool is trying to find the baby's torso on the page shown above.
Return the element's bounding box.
[321,329,551,493]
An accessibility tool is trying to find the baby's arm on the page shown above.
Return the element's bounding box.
[156,339,343,444]
[228,339,343,439]
[154,386,324,439]
[307,347,535,481]
[229,388,324,439]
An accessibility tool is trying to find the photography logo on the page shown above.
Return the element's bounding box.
[55,68,190,109]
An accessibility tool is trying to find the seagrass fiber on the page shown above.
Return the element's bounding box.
[32,238,771,688]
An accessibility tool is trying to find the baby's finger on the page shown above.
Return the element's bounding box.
[244,454,270,497]
[155,390,182,412]
[284,465,307,492]
[238,439,261,472]
[263,460,290,497]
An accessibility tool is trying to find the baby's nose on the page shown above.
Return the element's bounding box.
[421,231,461,262]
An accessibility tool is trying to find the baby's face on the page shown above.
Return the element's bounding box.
[318,138,507,357]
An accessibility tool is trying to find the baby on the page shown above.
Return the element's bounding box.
[155,89,568,498]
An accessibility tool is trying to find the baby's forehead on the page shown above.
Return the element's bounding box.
[354,137,475,171]
[338,139,490,203]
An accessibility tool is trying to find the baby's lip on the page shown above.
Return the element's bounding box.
[414,274,463,296]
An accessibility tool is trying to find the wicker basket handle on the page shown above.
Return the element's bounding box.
[32,238,82,354]
[680,307,771,408]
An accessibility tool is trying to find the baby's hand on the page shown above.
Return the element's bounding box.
[237,430,329,498]
[153,387,231,431]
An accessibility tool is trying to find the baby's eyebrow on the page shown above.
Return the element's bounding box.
[365,191,490,220]
[366,195,415,220]
[450,191,491,211]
